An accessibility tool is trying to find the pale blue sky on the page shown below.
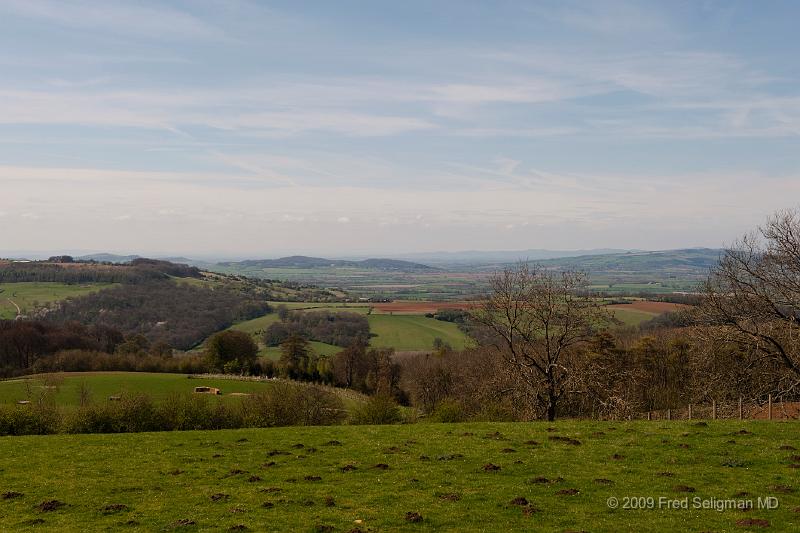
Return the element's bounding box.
[2,1,799,256]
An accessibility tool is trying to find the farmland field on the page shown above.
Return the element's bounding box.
[0,421,798,531]
[367,315,468,351]
[0,282,114,319]
[225,304,471,357]
[0,373,282,407]
[606,301,687,327]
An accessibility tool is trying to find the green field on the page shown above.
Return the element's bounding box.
[608,308,657,327]
[0,420,797,531]
[368,315,468,351]
[0,282,114,319]
[226,305,470,358]
[0,373,282,407]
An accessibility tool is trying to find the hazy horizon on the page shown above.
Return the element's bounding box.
[3,1,799,255]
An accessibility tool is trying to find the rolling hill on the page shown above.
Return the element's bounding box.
[219,255,439,272]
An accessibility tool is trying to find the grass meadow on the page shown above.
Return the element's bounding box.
[0,373,280,407]
[1,421,798,531]
[0,282,114,319]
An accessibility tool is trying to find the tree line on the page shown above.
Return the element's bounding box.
[0,257,201,284]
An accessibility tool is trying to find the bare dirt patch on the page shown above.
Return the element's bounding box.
[2,491,23,499]
[404,511,424,523]
[102,504,129,513]
[735,518,770,528]
[37,500,65,512]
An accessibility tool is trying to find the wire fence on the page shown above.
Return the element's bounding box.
[639,396,800,421]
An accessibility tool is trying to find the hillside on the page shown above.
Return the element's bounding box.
[1,421,797,531]
[535,248,723,274]
[219,255,439,272]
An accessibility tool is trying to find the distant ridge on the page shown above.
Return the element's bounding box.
[387,248,635,265]
[528,248,724,274]
[220,255,439,272]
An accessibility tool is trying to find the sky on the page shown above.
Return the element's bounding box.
[1,0,799,258]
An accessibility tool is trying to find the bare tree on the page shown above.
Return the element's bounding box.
[471,264,608,420]
[698,208,800,388]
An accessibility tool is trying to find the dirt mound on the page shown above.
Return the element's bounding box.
[211,493,230,502]
[482,463,501,472]
[405,511,423,523]
[548,436,581,445]
[509,497,529,506]
[174,519,196,526]
[556,488,580,496]
[2,491,23,499]
[102,504,129,513]
[673,485,696,493]
[340,464,358,472]
[439,493,461,501]
[37,500,65,512]
[735,518,770,528]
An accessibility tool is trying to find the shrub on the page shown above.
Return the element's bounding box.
[240,382,344,427]
[350,394,402,425]
[431,399,466,423]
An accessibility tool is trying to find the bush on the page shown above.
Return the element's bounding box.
[0,402,60,435]
[350,394,402,425]
[0,381,347,436]
[240,382,345,427]
[431,399,466,423]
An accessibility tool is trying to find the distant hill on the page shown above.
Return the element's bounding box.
[78,253,141,263]
[531,248,723,276]
[387,248,635,266]
[220,255,439,272]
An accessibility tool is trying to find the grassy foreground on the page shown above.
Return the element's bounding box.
[1,421,798,531]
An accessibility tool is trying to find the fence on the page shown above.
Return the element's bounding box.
[641,395,800,421]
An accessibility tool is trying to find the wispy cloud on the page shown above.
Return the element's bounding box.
[0,0,228,41]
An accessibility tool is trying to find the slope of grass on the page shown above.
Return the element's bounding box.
[608,308,656,327]
[368,315,469,351]
[0,421,797,531]
[0,373,279,407]
[0,282,114,319]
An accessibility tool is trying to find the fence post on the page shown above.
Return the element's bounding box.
[712,400,716,421]
[739,397,743,420]
[688,404,692,420]
[667,408,671,421]
[768,394,772,421]
[647,411,652,421]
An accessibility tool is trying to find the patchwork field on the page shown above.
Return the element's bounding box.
[606,301,687,327]
[0,282,114,319]
[1,421,798,531]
